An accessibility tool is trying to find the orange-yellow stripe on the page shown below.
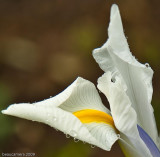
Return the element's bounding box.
[73,109,117,130]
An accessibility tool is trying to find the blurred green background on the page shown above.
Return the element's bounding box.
[0,0,159,157]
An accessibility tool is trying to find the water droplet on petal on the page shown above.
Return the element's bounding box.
[74,138,79,142]
[111,77,116,83]
[117,134,120,138]
[53,117,57,122]
[91,145,95,148]
[105,139,108,143]
[11,106,15,110]
[66,134,70,138]
[146,81,150,86]
[145,63,150,67]
[70,130,77,137]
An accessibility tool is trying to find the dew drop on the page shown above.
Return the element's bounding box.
[111,78,116,83]
[74,138,79,143]
[117,134,120,138]
[70,130,77,137]
[53,117,57,122]
[91,145,95,148]
[105,139,108,143]
[46,113,51,122]
[145,63,150,67]
[11,106,15,109]
[145,81,150,86]
[66,134,70,138]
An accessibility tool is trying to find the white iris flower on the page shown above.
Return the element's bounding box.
[2,4,160,157]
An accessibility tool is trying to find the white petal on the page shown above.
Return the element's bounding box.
[23,77,109,113]
[119,136,142,157]
[108,4,131,56]
[98,72,152,157]
[93,4,158,145]
[84,123,118,151]
[2,103,96,146]
[58,76,118,150]
[58,77,110,114]
[2,77,117,151]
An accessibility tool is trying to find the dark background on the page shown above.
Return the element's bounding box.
[0,0,159,157]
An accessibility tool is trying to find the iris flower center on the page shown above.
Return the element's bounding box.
[73,109,117,130]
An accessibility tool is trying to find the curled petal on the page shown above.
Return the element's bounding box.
[2,77,118,151]
[84,123,118,151]
[59,77,110,113]
[93,4,158,146]
[98,72,152,157]
[2,103,97,146]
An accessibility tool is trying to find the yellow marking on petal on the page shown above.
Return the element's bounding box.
[73,109,117,130]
